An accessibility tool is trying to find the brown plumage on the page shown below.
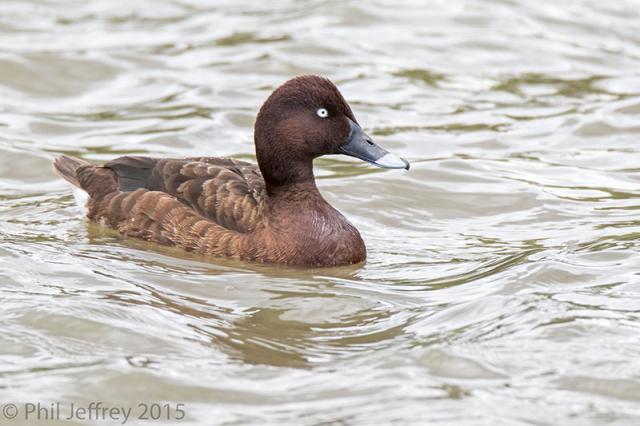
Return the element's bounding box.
[53,75,408,267]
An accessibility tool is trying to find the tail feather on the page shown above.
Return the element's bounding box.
[53,155,93,214]
[52,155,89,188]
[53,155,120,201]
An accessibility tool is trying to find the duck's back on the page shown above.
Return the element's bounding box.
[53,155,269,257]
[104,156,267,233]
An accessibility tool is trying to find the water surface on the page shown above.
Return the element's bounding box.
[1,0,640,424]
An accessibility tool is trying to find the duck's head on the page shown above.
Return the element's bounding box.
[254,75,409,188]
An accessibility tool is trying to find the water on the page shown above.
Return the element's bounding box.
[1,0,640,424]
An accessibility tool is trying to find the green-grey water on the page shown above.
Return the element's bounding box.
[1,1,640,425]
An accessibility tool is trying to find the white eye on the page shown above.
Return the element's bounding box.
[316,107,329,118]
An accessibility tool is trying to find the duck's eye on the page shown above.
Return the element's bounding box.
[316,108,329,118]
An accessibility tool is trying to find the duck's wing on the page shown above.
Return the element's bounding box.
[104,156,266,233]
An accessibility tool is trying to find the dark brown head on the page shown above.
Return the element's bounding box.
[254,75,408,191]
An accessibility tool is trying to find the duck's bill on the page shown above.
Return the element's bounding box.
[338,119,410,170]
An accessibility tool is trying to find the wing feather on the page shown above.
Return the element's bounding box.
[105,156,266,233]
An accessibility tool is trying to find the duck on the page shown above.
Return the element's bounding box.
[53,75,409,267]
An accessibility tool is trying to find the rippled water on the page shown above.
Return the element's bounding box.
[1,0,640,424]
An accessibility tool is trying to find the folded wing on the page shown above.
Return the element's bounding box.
[105,156,266,233]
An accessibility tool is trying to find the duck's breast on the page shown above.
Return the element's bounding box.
[264,206,366,266]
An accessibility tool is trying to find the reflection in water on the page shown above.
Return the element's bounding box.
[1,0,640,424]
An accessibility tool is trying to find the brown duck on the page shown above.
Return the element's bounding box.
[53,75,409,267]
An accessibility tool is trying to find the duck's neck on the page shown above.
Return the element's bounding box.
[263,159,340,218]
[266,170,326,206]
[262,157,320,200]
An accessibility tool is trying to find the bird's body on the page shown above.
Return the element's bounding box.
[53,75,408,267]
[54,154,365,266]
